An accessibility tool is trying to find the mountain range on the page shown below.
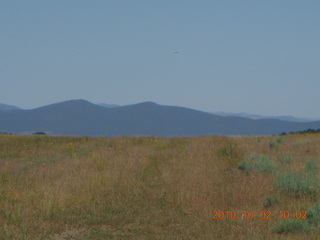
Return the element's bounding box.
[211,111,320,122]
[0,99,320,136]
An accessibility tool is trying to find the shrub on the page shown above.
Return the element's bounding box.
[33,132,46,135]
[250,154,277,172]
[238,154,277,173]
[304,160,319,176]
[307,204,320,226]
[269,139,278,149]
[274,219,311,234]
[277,153,293,164]
[276,136,285,143]
[263,195,279,208]
[238,161,249,171]
[275,170,318,198]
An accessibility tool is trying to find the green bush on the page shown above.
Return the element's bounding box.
[238,154,277,173]
[238,161,249,171]
[276,136,285,143]
[250,154,277,172]
[304,160,319,176]
[269,139,278,149]
[275,170,318,198]
[277,153,293,164]
[263,195,279,208]
[274,219,311,234]
[33,132,46,135]
[307,204,320,226]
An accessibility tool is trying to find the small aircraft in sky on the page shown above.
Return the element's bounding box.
[171,50,181,54]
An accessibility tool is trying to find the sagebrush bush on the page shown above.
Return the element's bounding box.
[238,154,277,173]
[238,161,249,171]
[276,136,285,143]
[263,195,279,208]
[275,170,318,198]
[269,139,278,149]
[304,160,319,176]
[252,154,277,172]
[274,219,311,234]
[276,153,293,164]
[307,204,320,226]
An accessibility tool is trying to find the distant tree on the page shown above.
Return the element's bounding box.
[286,128,320,135]
[33,132,46,135]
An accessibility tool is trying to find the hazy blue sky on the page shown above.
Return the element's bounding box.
[1,1,319,117]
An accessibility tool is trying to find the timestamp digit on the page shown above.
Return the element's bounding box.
[229,211,237,219]
[219,211,225,219]
[260,210,272,219]
[301,211,307,219]
[212,211,218,219]
[296,211,307,219]
[279,211,290,219]
[248,211,254,219]
[296,211,301,219]
[266,210,272,219]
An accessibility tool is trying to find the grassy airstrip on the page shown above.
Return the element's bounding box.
[0,133,320,239]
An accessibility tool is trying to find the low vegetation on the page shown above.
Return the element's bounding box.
[280,128,320,135]
[273,219,311,234]
[239,153,277,173]
[0,133,320,239]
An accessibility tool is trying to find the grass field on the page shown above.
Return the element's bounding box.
[0,133,320,239]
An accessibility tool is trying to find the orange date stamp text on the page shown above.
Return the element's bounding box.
[212,210,307,220]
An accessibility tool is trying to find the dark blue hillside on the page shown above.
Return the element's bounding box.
[0,99,320,136]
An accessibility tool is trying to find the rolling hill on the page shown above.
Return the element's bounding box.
[0,99,320,136]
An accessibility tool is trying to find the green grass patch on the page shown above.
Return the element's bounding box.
[274,219,311,234]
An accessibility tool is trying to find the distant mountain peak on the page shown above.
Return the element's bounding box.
[33,99,101,111]
[126,101,160,109]
[138,101,158,106]
[63,99,92,104]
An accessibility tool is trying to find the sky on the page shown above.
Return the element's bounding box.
[1,1,319,118]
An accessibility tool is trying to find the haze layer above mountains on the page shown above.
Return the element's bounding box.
[0,100,319,136]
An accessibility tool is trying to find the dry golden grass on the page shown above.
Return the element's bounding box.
[0,133,320,239]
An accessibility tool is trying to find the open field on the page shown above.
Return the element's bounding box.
[1,133,320,239]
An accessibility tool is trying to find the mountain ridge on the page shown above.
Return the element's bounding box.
[0,99,319,136]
